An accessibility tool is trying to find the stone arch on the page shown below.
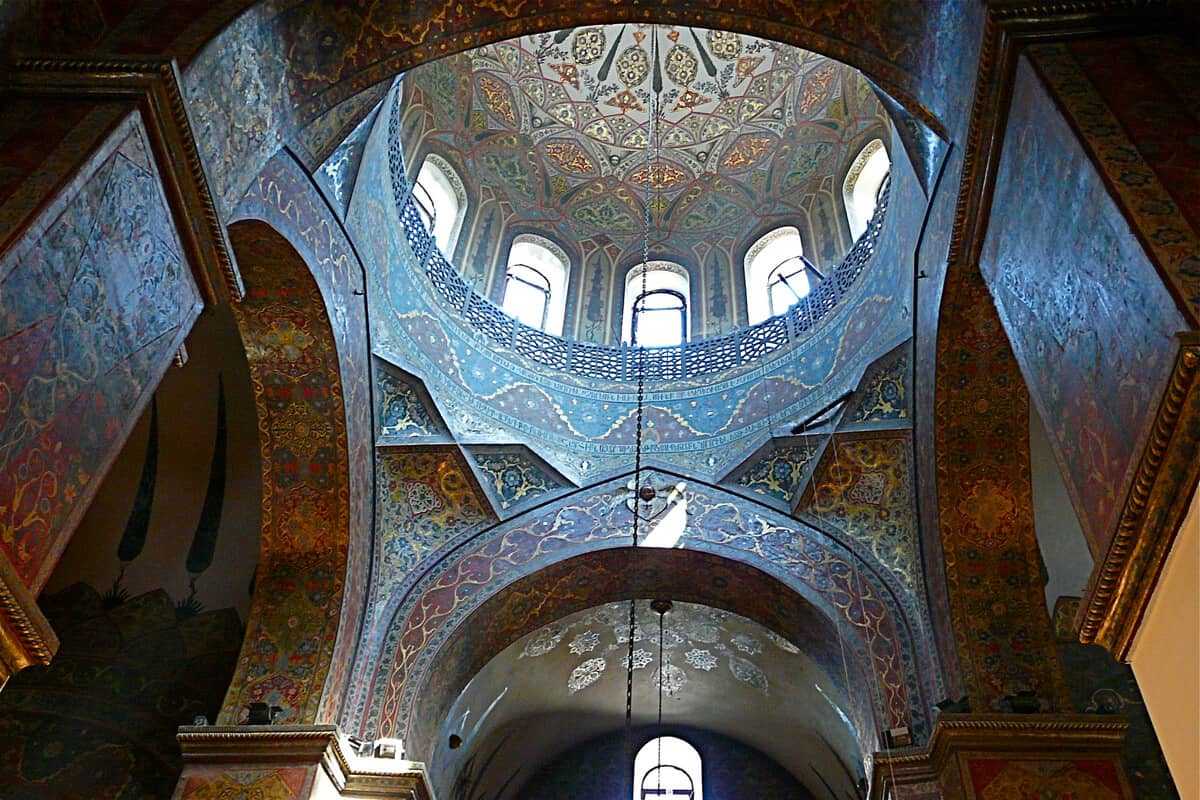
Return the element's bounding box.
[401,547,885,761]
[356,476,935,752]
[221,219,354,724]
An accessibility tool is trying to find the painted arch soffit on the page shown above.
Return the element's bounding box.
[353,471,937,742]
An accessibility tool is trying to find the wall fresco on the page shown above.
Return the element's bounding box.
[398,29,892,343]
[935,239,1070,712]
[356,474,935,751]
[802,432,919,590]
[1029,38,1200,324]
[912,142,965,702]
[291,80,390,172]
[731,440,823,506]
[170,0,977,221]
[231,150,375,723]
[376,361,449,440]
[220,221,351,726]
[375,448,494,586]
[402,546,887,764]
[844,339,910,425]
[980,58,1187,556]
[314,103,386,217]
[0,112,202,592]
[354,87,921,485]
[0,583,241,799]
[469,447,571,514]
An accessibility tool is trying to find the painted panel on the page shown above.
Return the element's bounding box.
[1029,38,1200,323]
[966,756,1129,799]
[980,58,1188,556]
[0,111,202,591]
[177,765,312,799]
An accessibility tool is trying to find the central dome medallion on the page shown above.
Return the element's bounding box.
[488,25,812,192]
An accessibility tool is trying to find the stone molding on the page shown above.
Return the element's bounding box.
[177,725,435,799]
[0,554,57,689]
[1078,333,1200,657]
[869,713,1130,798]
[1,56,243,307]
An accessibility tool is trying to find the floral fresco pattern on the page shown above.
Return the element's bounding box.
[0,113,200,592]
[220,221,351,726]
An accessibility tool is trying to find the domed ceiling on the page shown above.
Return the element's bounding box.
[402,25,890,262]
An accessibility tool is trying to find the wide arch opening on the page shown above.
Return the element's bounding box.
[406,547,879,800]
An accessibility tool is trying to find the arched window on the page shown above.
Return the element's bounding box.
[634,737,702,800]
[744,227,824,324]
[623,262,690,347]
[843,139,890,241]
[501,235,570,334]
[413,154,467,255]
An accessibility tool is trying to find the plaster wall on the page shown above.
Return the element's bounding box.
[1029,404,1091,612]
[1130,486,1200,800]
[43,304,261,620]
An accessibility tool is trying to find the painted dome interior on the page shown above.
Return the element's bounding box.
[396,24,892,342]
[341,24,926,800]
[5,2,1189,799]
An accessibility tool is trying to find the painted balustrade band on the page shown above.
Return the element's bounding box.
[386,106,889,383]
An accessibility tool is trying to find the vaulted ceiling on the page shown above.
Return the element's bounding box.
[402,25,890,260]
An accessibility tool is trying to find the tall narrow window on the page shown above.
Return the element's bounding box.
[501,235,569,334]
[744,227,823,324]
[623,262,690,347]
[843,139,890,241]
[634,737,702,800]
[413,154,467,255]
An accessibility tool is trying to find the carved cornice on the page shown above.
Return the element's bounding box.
[986,0,1177,21]
[177,725,435,799]
[177,724,342,762]
[0,555,58,688]
[946,0,1179,283]
[1,57,243,307]
[1078,333,1200,657]
[870,713,1129,798]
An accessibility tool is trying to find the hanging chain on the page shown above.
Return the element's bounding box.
[626,24,660,785]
